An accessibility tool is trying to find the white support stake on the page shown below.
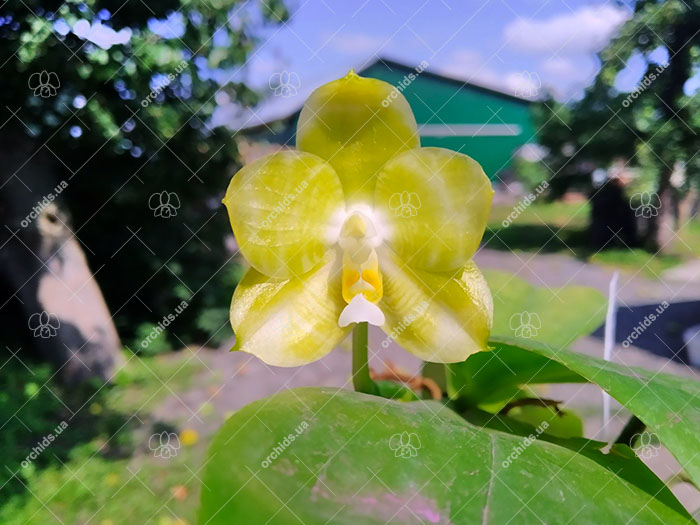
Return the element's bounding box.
[603,271,619,438]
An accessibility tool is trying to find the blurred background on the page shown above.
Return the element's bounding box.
[1,0,700,522]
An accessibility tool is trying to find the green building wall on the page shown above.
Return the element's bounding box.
[255,59,537,182]
[361,60,536,180]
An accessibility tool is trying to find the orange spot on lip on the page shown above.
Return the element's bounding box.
[342,269,361,303]
[342,258,383,303]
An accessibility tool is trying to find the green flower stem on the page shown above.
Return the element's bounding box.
[352,322,378,395]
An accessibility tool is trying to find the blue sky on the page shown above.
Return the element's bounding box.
[60,0,664,128]
[208,0,647,127]
[238,0,633,99]
[61,0,679,128]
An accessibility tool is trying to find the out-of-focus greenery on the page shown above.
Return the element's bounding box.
[512,157,550,192]
[596,0,696,180]
[486,200,695,277]
[532,0,700,247]
[1,0,287,349]
[1,441,203,524]
[0,349,209,522]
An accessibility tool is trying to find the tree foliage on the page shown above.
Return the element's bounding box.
[0,0,287,348]
[535,1,700,246]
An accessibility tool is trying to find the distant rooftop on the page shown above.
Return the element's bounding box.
[215,57,533,132]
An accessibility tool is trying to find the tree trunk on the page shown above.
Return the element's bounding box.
[589,179,638,250]
[0,135,122,383]
[678,185,698,223]
[643,170,677,252]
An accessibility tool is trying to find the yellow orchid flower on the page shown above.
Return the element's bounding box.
[223,70,494,368]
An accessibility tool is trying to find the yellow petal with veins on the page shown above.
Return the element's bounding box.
[230,254,350,366]
[379,250,492,363]
[375,147,493,272]
[223,150,345,279]
[297,70,420,203]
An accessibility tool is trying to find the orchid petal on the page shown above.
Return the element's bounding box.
[223,150,345,278]
[338,294,385,327]
[230,254,350,366]
[375,147,493,272]
[379,250,492,363]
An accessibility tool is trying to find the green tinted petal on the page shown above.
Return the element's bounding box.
[297,71,419,203]
[375,147,493,272]
[379,250,492,363]
[223,150,345,278]
[230,255,350,367]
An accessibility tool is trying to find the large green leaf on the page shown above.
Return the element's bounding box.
[450,343,585,405]
[448,271,606,404]
[199,388,690,524]
[505,405,584,439]
[491,337,700,488]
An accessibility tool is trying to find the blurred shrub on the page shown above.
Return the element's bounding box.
[513,157,550,192]
[0,357,129,498]
[133,322,171,355]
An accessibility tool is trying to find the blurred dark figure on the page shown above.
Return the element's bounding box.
[589,179,638,250]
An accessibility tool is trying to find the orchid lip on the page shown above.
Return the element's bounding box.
[332,204,388,327]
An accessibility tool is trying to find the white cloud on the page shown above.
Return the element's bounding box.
[540,55,598,99]
[246,55,285,88]
[504,6,630,55]
[504,71,542,99]
[500,6,629,101]
[540,56,579,78]
[436,48,599,101]
[436,50,542,99]
[73,20,131,50]
[437,49,501,86]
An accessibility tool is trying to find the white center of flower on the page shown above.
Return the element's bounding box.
[333,207,386,327]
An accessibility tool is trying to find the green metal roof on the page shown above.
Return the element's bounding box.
[250,58,537,181]
[361,59,536,179]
